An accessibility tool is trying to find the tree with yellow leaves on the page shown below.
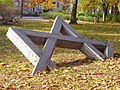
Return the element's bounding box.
[79,0,120,22]
[27,0,56,10]
[42,0,56,10]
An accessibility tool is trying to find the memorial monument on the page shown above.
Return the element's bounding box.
[6,16,114,75]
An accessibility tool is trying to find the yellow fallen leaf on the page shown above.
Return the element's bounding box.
[22,68,31,71]
[0,63,6,66]
[63,69,69,73]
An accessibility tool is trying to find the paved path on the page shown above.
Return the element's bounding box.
[0,16,47,21]
[20,16,46,21]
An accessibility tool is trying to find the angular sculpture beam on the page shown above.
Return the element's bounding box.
[6,16,114,76]
[32,17,63,75]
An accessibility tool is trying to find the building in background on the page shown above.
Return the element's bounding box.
[14,0,72,16]
[14,0,43,16]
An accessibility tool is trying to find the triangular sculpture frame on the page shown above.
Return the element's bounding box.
[6,16,114,76]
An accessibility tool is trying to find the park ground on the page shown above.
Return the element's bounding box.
[0,20,120,90]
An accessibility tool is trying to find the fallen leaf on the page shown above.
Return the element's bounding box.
[0,63,6,66]
[6,83,16,90]
[22,68,31,71]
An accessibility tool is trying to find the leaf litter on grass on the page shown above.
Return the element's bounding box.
[0,21,120,90]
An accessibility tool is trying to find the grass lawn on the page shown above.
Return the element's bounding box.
[0,20,120,90]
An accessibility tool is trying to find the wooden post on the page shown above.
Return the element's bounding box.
[20,0,24,18]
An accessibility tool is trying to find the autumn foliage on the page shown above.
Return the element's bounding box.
[24,0,56,10]
[0,21,120,89]
[28,0,45,4]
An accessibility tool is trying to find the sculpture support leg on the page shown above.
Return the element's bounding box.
[104,42,114,58]
[81,43,106,61]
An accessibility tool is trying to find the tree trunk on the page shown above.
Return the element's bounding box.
[20,0,24,18]
[113,4,119,15]
[103,8,107,22]
[102,0,109,22]
[69,0,78,24]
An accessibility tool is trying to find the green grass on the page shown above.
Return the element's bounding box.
[0,20,120,90]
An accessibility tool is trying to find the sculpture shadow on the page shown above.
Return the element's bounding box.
[57,52,120,68]
[114,52,120,58]
[57,58,96,68]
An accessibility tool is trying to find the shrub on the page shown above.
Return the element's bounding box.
[77,13,85,16]
[53,8,63,12]
[107,14,113,21]
[107,14,120,22]
[77,15,94,21]
[85,12,95,17]
[0,0,15,19]
[77,16,84,21]
[77,12,102,22]
[41,12,71,20]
